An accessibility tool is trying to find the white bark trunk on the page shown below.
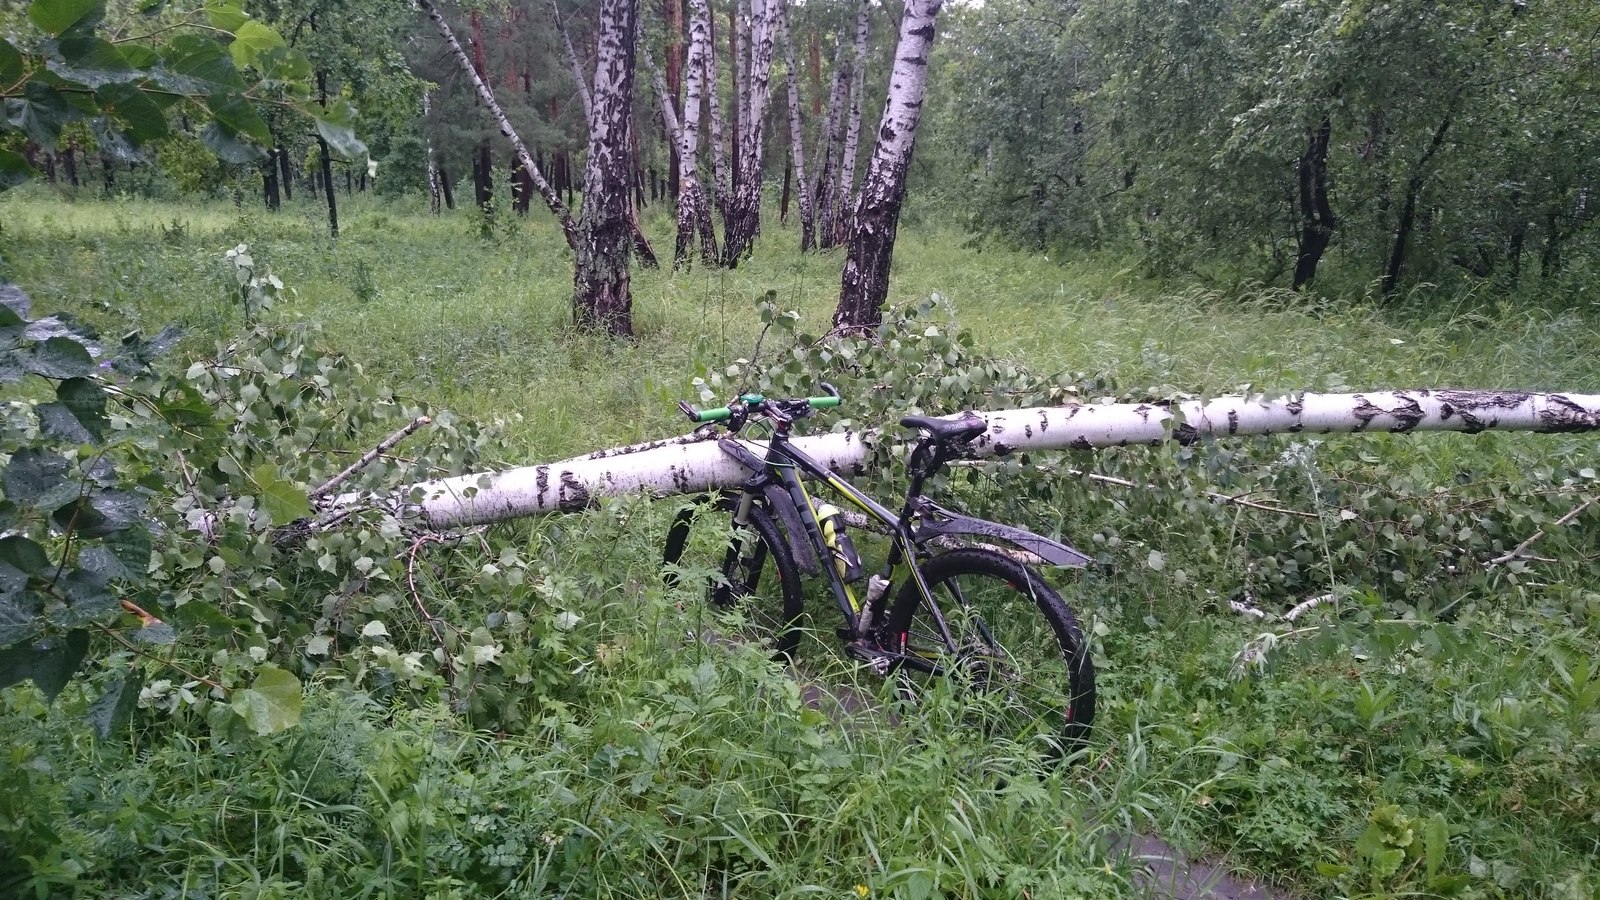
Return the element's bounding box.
[834,0,942,328]
[697,0,731,219]
[811,39,850,249]
[778,6,814,251]
[363,389,1600,528]
[419,0,578,249]
[422,90,440,215]
[572,0,640,334]
[550,0,595,130]
[834,0,870,242]
[722,0,781,263]
[675,0,719,266]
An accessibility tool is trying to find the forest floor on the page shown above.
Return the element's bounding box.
[2,189,1598,898]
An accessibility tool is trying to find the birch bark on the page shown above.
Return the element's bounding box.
[721,0,781,265]
[811,40,849,250]
[697,0,732,224]
[834,0,943,330]
[661,12,721,268]
[572,0,642,335]
[778,6,815,251]
[833,0,871,245]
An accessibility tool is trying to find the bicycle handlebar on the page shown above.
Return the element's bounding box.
[678,392,841,424]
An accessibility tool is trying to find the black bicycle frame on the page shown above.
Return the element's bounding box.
[716,429,964,666]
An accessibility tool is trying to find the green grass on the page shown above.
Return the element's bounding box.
[2,190,1598,898]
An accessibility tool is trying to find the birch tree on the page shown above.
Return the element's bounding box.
[830,0,871,248]
[778,6,815,252]
[720,0,782,265]
[572,0,643,335]
[834,0,943,330]
[810,40,850,251]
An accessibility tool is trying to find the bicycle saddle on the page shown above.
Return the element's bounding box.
[899,413,987,443]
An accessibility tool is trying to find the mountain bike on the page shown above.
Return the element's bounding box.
[661,388,1098,746]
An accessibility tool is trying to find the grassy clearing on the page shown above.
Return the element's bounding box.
[2,191,1598,898]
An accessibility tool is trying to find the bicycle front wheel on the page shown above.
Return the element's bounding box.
[881,548,1096,749]
[662,495,804,658]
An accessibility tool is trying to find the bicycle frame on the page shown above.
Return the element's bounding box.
[709,422,1091,673]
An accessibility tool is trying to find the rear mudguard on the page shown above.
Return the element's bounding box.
[913,498,1092,568]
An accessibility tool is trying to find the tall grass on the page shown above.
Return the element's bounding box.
[2,191,1598,897]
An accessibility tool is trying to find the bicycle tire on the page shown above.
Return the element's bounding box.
[662,495,805,658]
[881,548,1096,749]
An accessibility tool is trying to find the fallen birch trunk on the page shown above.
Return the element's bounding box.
[374,389,1600,529]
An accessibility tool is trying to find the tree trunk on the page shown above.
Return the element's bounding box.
[812,39,850,250]
[262,152,280,211]
[317,71,339,238]
[277,144,293,201]
[778,4,814,250]
[834,0,943,331]
[833,0,870,245]
[423,91,441,214]
[420,0,578,246]
[721,0,780,266]
[62,141,78,187]
[702,0,731,222]
[665,0,684,201]
[728,0,744,200]
[1381,111,1453,300]
[439,164,455,209]
[371,389,1600,529]
[1291,116,1334,291]
[651,31,719,268]
[780,157,791,222]
[572,0,642,336]
[550,0,594,128]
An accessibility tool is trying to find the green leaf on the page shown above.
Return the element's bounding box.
[9,83,73,146]
[0,150,35,191]
[95,83,169,142]
[28,335,95,378]
[0,283,33,322]
[29,0,104,37]
[0,630,89,699]
[206,0,250,32]
[0,587,46,647]
[253,464,310,525]
[88,668,141,739]
[231,665,302,735]
[157,34,245,93]
[55,376,109,440]
[229,21,284,69]
[1424,812,1449,880]
[50,567,119,627]
[312,100,367,160]
[3,448,79,509]
[205,91,269,144]
[0,39,23,84]
[52,487,145,538]
[49,35,139,88]
[201,120,263,163]
[0,536,52,577]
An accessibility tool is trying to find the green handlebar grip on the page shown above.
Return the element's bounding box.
[808,396,842,408]
[696,406,733,422]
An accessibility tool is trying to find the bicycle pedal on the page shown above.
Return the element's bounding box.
[844,641,895,676]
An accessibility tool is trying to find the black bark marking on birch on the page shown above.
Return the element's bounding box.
[1039,410,1050,432]
[1227,409,1239,435]
[1069,437,1093,451]
[1174,423,1199,445]
[1439,403,1454,421]
[994,443,1014,456]
[557,472,590,511]
[1024,423,1033,438]
[1537,394,1600,432]
[535,466,550,499]
[1285,398,1305,416]
[1386,393,1425,433]
[1351,395,1381,431]
[1133,404,1151,422]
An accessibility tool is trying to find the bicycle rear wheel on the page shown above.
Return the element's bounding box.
[881,548,1096,749]
[662,496,804,658]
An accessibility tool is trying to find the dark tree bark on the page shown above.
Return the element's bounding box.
[315,71,339,236]
[812,39,850,250]
[277,145,293,201]
[439,164,456,209]
[721,0,779,266]
[263,152,281,210]
[668,0,720,267]
[834,0,944,330]
[1381,111,1453,300]
[573,0,642,335]
[62,142,77,187]
[1291,117,1334,290]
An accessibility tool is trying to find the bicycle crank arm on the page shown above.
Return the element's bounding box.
[845,641,946,677]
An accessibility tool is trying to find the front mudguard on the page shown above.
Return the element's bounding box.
[913,499,1091,568]
[662,486,824,578]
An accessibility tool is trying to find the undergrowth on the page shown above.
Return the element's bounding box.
[0,194,1596,898]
